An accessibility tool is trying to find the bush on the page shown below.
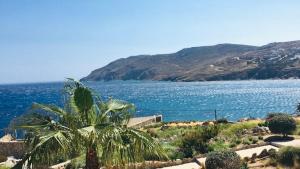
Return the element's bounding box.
[268,148,277,159]
[228,137,241,148]
[220,121,259,137]
[267,148,278,166]
[268,114,296,136]
[169,151,185,160]
[0,154,7,163]
[235,138,242,144]
[266,113,287,119]
[240,162,249,169]
[205,150,241,169]
[180,131,207,157]
[258,122,267,127]
[179,125,219,157]
[251,137,258,144]
[216,118,228,124]
[242,138,251,145]
[162,144,185,160]
[229,142,236,148]
[146,128,158,138]
[201,125,219,140]
[208,140,229,152]
[277,146,300,167]
[180,131,208,157]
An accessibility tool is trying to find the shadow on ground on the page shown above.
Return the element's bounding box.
[264,135,294,142]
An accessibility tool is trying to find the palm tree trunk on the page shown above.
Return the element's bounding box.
[85,145,100,169]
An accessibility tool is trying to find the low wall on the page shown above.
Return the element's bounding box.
[128,115,163,128]
[0,141,25,158]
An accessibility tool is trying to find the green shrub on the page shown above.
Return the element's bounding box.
[201,125,220,140]
[277,146,300,167]
[240,162,249,169]
[0,154,7,163]
[268,148,277,159]
[235,138,242,144]
[208,140,229,152]
[266,148,278,167]
[216,118,228,124]
[268,114,296,136]
[180,131,208,157]
[205,150,241,169]
[229,142,236,148]
[258,122,267,127]
[221,121,259,137]
[179,125,219,157]
[242,138,251,145]
[266,113,287,119]
[169,151,185,160]
[165,147,185,160]
[251,137,258,144]
[161,143,185,160]
[146,128,158,138]
[243,157,250,162]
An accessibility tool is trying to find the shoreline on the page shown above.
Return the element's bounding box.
[3,78,300,86]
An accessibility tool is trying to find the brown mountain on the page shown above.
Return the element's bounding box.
[81,40,300,82]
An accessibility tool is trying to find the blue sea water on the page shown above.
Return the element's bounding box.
[1,80,300,135]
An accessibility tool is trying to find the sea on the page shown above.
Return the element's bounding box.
[1,80,300,136]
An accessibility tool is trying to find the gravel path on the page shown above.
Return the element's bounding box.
[271,139,300,147]
[160,162,201,169]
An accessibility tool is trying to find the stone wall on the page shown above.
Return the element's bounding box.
[0,141,25,158]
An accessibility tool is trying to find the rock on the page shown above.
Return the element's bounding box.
[250,153,257,163]
[252,126,270,135]
[238,118,248,122]
[160,125,169,131]
[258,149,269,158]
[0,156,21,168]
[0,134,15,142]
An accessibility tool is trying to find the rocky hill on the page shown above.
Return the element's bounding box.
[81,41,300,81]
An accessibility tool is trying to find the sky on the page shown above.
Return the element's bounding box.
[1,0,300,84]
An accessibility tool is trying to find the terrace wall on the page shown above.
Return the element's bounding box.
[0,141,25,158]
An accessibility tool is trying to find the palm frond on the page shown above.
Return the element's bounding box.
[106,99,135,112]
[15,130,74,168]
[98,99,135,125]
[31,103,67,117]
[94,125,167,167]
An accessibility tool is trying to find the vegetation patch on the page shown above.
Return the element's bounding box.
[205,150,241,169]
[267,113,296,137]
[277,146,300,168]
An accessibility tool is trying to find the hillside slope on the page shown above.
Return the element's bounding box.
[82,41,300,81]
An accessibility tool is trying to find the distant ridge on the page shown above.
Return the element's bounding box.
[81,40,300,82]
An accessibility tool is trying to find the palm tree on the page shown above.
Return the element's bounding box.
[12,79,167,169]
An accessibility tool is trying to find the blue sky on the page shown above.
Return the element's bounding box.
[1,0,300,84]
